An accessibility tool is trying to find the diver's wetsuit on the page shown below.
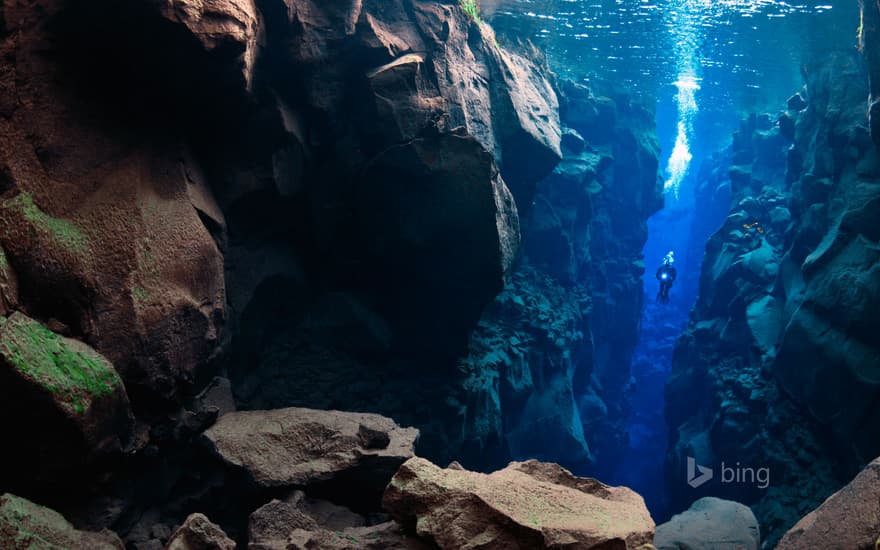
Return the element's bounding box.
[656,264,677,304]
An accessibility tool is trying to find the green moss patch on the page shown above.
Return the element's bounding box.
[0,313,121,415]
[2,192,89,253]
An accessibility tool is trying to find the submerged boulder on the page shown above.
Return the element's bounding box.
[776,457,880,550]
[654,497,760,550]
[383,457,655,549]
[0,312,134,484]
[202,407,418,501]
[0,493,123,549]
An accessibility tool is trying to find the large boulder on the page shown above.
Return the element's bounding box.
[776,457,880,550]
[654,497,760,550]
[0,493,123,549]
[0,312,134,485]
[383,457,655,549]
[203,407,418,501]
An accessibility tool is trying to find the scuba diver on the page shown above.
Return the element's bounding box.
[656,251,677,304]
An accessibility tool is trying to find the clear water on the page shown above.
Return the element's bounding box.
[490,0,862,522]
[493,0,859,112]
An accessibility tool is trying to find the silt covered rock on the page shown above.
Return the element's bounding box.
[203,407,418,503]
[383,457,655,549]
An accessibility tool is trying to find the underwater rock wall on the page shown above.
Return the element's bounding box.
[456,79,663,472]
[0,0,561,535]
[665,50,880,545]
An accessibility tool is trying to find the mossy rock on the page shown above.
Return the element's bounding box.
[0,493,123,549]
[0,313,122,416]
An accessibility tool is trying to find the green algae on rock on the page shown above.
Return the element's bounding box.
[0,493,123,550]
[0,312,134,481]
[0,312,121,416]
[0,192,89,253]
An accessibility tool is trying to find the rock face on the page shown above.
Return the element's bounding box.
[165,513,235,550]
[665,51,880,545]
[0,0,561,537]
[0,0,228,409]
[0,493,124,550]
[654,497,759,550]
[454,80,663,471]
[202,407,418,499]
[776,456,880,550]
[216,0,562,465]
[383,457,656,549]
[0,312,134,490]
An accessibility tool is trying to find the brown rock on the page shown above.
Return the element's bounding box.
[165,513,235,550]
[383,457,655,549]
[776,457,880,550]
[155,0,262,88]
[0,493,124,550]
[202,407,418,490]
[249,497,320,547]
[0,313,134,482]
[0,1,228,408]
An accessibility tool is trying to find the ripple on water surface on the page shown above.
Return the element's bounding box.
[492,0,860,113]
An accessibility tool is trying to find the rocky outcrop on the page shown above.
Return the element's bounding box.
[776,456,880,550]
[155,0,261,89]
[453,80,663,471]
[0,312,134,491]
[218,0,562,466]
[166,513,235,550]
[654,497,759,550]
[665,51,880,545]
[202,407,418,500]
[0,493,124,550]
[384,457,656,550]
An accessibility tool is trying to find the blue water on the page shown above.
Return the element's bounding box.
[492,0,860,520]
